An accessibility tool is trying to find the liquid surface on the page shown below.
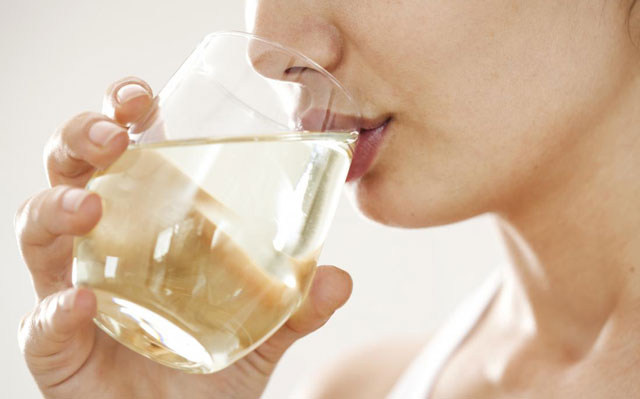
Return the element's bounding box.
[73,132,353,373]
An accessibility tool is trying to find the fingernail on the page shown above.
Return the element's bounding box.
[62,188,89,213]
[116,84,149,104]
[88,120,124,147]
[58,290,77,311]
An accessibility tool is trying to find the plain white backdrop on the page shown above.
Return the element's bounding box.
[0,1,507,397]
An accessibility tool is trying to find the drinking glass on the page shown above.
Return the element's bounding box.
[72,31,360,373]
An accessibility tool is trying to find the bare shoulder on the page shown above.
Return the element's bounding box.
[301,334,429,399]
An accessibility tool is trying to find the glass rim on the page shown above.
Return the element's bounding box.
[202,30,362,124]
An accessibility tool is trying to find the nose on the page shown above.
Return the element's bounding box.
[246,0,343,74]
[244,0,360,133]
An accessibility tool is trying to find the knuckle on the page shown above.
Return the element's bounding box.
[47,112,109,184]
[14,192,44,244]
[30,188,56,224]
[31,296,52,336]
[43,128,62,182]
[35,294,71,346]
[17,296,60,360]
[14,196,32,236]
[50,111,97,153]
[17,311,35,353]
[17,187,69,247]
[58,111,101,144]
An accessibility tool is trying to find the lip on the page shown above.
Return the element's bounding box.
[346,118,391,182]
[299,109,391,182]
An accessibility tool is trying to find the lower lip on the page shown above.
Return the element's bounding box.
[346,119,390,182]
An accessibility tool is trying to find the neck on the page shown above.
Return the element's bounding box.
[495,70,640,357]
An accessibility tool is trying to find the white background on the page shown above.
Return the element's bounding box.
[0,1,506,397]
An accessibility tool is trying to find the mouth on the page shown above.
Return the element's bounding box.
[299,109,391,182]
[346,117,392,182]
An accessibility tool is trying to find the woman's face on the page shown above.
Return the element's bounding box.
[246,0,639,227]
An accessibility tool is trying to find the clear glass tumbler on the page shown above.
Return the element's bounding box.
[72,31,360,373]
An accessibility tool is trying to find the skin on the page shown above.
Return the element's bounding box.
[15,0,640,398]
[247,0,640,397]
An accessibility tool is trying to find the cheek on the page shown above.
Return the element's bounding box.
[348,4,634,227]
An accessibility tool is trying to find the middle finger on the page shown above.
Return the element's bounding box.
[15,185,102,300]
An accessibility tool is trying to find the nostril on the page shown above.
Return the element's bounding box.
[284,66,309,75]
[247,40,299,81]
[248,41,319,85]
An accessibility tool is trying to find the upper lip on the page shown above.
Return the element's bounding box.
[360,116,391,132]
[300,108,391,133]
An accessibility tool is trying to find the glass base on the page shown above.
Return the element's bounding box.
[92,289,223,374]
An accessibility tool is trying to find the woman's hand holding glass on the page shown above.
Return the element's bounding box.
[14,77,352,399]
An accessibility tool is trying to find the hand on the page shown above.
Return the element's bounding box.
[14,77,352,399]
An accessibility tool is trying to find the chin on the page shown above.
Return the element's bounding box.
[346,169,486,229]
[346,171,426,228]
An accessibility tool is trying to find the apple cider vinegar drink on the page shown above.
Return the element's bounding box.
[73,132,354,373]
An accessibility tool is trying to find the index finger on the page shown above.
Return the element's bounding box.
[44,113,129,187]
[45,77,155,188]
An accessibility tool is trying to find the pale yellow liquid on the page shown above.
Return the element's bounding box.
[73,132,354,373]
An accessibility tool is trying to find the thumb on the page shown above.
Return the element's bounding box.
[19,287,97,388]
[253,265,353,364]
[286,265,353,335]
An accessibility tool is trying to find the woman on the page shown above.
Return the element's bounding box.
[14,0,640,398]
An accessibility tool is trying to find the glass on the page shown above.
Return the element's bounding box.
[72,31,361,373]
